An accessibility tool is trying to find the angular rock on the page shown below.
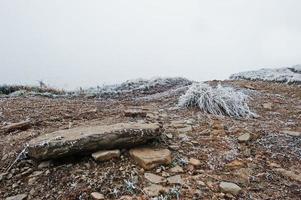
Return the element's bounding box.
[238,133,251,142]
[91,192,105,200]
[219,182,241,195]
[130,148,172,170]
[167,175,183,184]
[169,165,184,173]
[5,194,27,200]
[92,149,120,161]
[144,173,166,184]
[27,123,162,160]
[1,120,31,133]
[143,184,169,197]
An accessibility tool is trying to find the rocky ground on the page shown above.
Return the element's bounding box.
[0,80,300,200]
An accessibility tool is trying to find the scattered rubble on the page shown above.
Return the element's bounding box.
[0,79,300,199]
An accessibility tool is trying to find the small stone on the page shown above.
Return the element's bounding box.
[144,173,166,184]
[178,126,192,133]
[165,133,173,139]
[189,158,201,167]
[226,160,245,169]
[161,172,170,177]
[169,165,184,173]
[28,177,37,185]
[38,161,51,169]
[0,172,8,182]
[168,145,179,150]
[197,180,206,186]
[143,184,169,197]
[282,130,301,137]
[1,154,8,161]
[167,175,183,184]
[268,162,281,168]
[92,150,120,161]
[5,194,27,200]
[274,168,301,182]
[235,168,252,183]
[219,182,242,195]
[29,171,43,178]
[262,102,273,110]
[129,148,172,170]
[238,133,251,142]
[91,192,105,200]
[29,188,35,196]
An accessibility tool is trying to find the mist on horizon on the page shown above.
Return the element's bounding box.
[1,1,300,89]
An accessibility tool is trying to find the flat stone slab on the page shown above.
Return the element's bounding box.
[129,148,172,170]
[27,123,162,160]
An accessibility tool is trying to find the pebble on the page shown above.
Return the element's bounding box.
[38,161,52,169]
[219,182,242,195]
[238,133,251,142]
[189,158,201,167]
[91,192,105,200]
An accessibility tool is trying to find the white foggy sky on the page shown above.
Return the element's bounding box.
[0,0,300,89]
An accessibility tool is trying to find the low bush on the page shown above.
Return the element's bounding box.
[178,83,255,118]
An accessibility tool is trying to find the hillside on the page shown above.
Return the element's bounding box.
[0,79,300,200]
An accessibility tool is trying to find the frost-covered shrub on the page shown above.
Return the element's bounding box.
[230,65,301,84]
[178,83,255,118]
[79,77,192,98]
[0,84,64,95]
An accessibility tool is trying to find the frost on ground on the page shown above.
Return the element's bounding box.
[256,133,301,161]
[78,77,192,98]
[230,65,301,84]
[178,83,255,118]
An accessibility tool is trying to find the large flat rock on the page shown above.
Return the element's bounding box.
[27,123,162,160]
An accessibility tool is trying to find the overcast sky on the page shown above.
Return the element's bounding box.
[0,0,300,89]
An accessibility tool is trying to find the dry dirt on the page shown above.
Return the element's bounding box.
[0,80,300,200]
